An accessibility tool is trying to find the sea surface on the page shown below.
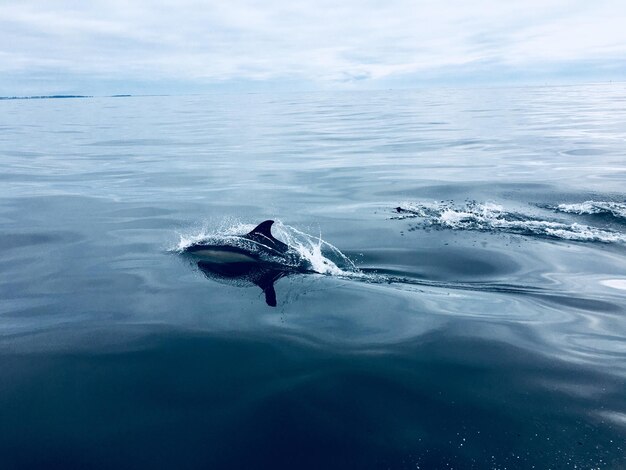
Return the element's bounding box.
[1,85,625,469]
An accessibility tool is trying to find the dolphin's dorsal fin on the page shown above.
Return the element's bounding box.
[247,220,276,239]
[245,220,289,252]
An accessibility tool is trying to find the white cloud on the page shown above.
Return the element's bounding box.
[0,0,625,93]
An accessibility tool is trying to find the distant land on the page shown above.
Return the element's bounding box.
[0,95,93,100]
[0,94,134,100]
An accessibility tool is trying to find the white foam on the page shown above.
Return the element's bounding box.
[395,201,626,243]
[556,201,626,219]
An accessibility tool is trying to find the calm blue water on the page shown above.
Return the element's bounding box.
[1,85,625,469]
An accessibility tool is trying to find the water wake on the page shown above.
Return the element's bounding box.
[172,217,620,304]
[552,200,626,221]
[393,201,626,243]
[174,219,561,297]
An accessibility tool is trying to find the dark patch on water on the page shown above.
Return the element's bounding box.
[0,331,623,469]
[0,232,82,250]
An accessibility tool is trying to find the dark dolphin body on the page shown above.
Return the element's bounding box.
[184,220,306,306]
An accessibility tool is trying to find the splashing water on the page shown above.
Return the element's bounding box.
[272,222,359,275]
[393,201,626,243]
[554,201,626,220]
[173,219,257,252]
[172,220,358,276]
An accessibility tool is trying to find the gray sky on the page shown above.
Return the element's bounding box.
[1,0,625,95]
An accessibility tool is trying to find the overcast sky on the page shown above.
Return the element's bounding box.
[1,0,625,95]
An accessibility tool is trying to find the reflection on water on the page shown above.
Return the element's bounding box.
[0,85,625,468]
[197,260,289,307]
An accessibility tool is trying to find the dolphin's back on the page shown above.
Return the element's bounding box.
[185,245,259,263]
[184,220,290,263]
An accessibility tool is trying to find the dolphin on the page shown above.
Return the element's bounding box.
[184,220,306,306]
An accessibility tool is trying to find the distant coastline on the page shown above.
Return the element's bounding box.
[0,94,133,100]
[0,95,93,100]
